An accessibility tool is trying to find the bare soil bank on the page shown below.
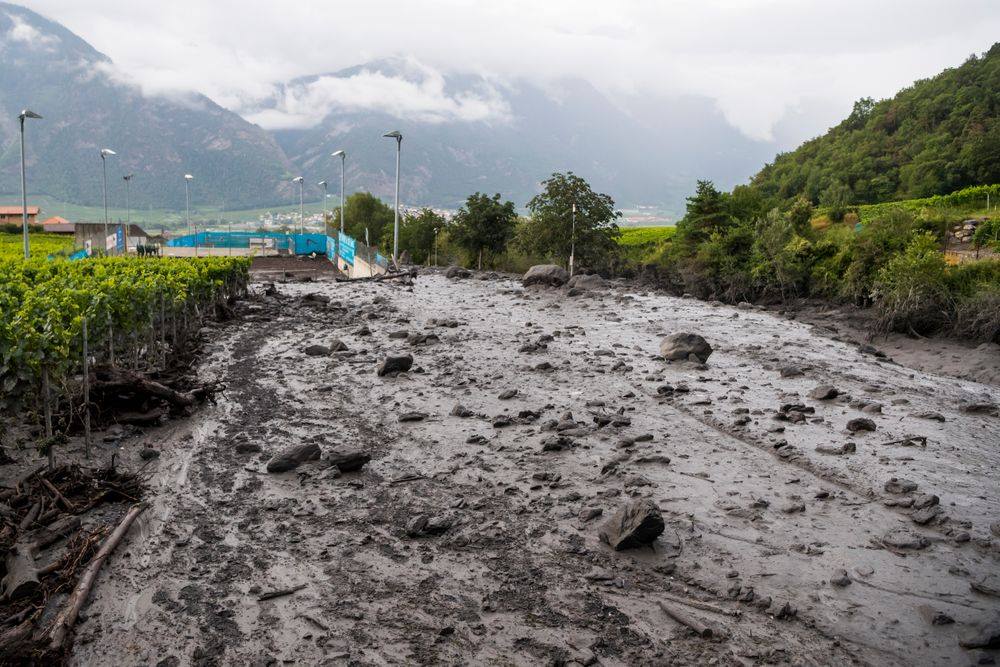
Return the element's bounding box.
[8,265,997,665]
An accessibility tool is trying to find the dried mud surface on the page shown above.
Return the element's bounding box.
[63,268,999,666]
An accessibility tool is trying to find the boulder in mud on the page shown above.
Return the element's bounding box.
[885,477,918,494]
[266,443,321,473]
[327,447,370,473]
[881,528,929,550]
[377,354,413,377]
[598,498,665,550]
[567,274,606,290]
[846,417,876,432]
[659,333,713,363]
[303,344,331,357]
[522,264,569,287]
[445,266,471,279]
[808,385,839,400]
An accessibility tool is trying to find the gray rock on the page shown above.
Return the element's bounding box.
[911,505,942,525]
[327,447,370,472]
[445,266,471,279]
[498,389,518,400]
[522,264,570,287]
[303,344,331,356]
[266,443,321,473]
[959,615,1000,649]
[377,354,413,377]
[398,411,428,422]
[659,333,713,362]
[808,385,839,400]
[846,417,876,432]
[598,498,665,550]
[450,404,473,418]
[830,569,851,587]
[912,493,939,509]
[779,365,804,378]
[913,411,946,422]
[139,448,160,461]
[882,529,930,550]
[567,274,606,290]
[885,477,918,494]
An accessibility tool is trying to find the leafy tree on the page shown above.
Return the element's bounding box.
[391,208,447,265]
[328,192,394,247]
[449,193,518,269]
[519,172,621,271]
[728,185,767,223]
[675,180,731,246]
[787,197,815,235]
[819,182,852,222]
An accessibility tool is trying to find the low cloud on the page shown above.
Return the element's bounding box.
[5,10,60,51]
[245,63,512,130]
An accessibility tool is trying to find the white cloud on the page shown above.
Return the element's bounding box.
[5,10,60,51]
[15,0,1000,142]
[245,61,512,129]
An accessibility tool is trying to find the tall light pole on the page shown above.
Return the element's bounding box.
[100,148,116,253]
[382,131,402,265]
[18,109,42,260]
[318,180,328,231]
[570,202,576,277]
[292,176,304,235]
[123,173,133,253]
[331,150,346,235]
[184,174,193,236]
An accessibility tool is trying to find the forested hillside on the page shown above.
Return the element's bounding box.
[750,43,1000,207]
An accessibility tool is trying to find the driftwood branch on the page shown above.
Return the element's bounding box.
[657,600,716,638]
[47,502,147,652]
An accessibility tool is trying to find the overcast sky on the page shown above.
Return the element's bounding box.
[18,0,1000,143]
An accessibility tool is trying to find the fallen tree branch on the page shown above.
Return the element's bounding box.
[659,592,742,618]
[257,583,307,602]
[47,502,147,652]
[657,600,716,638]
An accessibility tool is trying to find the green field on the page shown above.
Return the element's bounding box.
[617,225,676,246]
[0,232,76,258]
[0,194,338,231]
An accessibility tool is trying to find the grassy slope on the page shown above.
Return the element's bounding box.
[0,232,75,258]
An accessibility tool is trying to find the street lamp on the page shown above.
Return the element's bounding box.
[331,150,346,235]
[382,131,402,265]
[18,109,42,260]
[292,176,304,235]
[184,174,193,236]
[123,173,133,253]
[318,180,328,231]
[100,148,116,252]
[570,202,576,277]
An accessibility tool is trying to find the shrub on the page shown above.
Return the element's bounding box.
[872,233,952,336]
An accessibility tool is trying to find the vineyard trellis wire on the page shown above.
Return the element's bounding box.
[0,255,250,463]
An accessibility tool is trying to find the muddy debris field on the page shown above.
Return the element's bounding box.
[14,264,1000,666]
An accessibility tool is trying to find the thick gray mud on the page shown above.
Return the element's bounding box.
[69,270,1000,666]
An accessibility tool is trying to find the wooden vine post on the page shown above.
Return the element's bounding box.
[82,317,91,459]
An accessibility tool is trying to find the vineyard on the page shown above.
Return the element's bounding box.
[0,252,250,450]
[0,233,75,259]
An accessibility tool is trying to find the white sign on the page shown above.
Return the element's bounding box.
[106,233,117,251]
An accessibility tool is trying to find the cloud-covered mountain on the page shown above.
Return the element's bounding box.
[0,2,296,210]
[257,58,780,213]
[0,3,781,214]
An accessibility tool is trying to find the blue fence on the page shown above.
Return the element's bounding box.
[166,232,327,255]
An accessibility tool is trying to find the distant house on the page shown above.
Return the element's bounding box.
[40,216,76,234]
[0,206,40,225]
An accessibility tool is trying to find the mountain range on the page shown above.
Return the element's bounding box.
[0,2,782,214]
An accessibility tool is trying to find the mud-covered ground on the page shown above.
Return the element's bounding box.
[61,266,999,666]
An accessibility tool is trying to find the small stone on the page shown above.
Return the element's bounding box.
[398,411,428,423]
[303,344,331,356]
[913,411,945,422]
[830,569,851,587]
[139,448,160,461]
[884,477,918,494]
[377,354,413,377]
[846,418,876,432]
[450,404,473,418]
[808,385,839,400]
[498,389,518,400]
[779,365,804,378]
[266,443,321,473]
[598,499,666,550]
[327,447,370,472]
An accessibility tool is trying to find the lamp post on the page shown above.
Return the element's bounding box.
[318,180,328,232]
[292,176,304,236]
[18,109,42,260]
[382,131,402,266]
[184,174,193,253]
[570,202,576,277]
[331,150,346,235]
[123,173,133,253]
[100,148,116,253]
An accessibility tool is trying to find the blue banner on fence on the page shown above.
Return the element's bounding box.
[338,231,355,265]
[116,226,125,252]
